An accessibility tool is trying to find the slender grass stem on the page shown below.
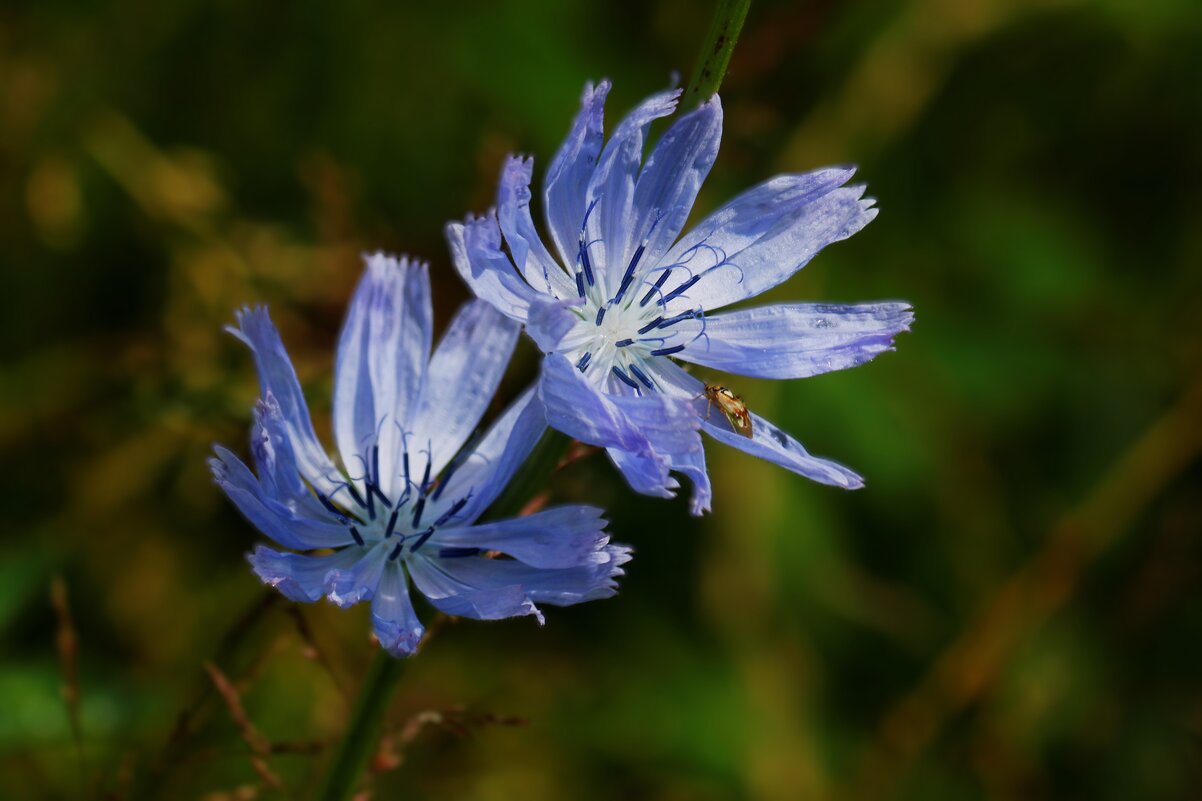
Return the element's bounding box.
[314,650,406,801]
[685,0,753,103]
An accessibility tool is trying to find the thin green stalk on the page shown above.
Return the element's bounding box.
[311,430,570,800]
[685,0,753,104]
[315,649,406,801]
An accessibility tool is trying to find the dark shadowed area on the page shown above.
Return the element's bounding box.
[2,0,1201,798]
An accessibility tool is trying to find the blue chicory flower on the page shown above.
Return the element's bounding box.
[448,80,913,515]
[210,254,630,657]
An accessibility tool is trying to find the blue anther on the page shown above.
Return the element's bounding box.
[409,527,436,552]
[637,316,664,335]
[432,496,470,528]
[628,363,655,389]
[613,243,646,304]
[640,270,671,307]
[661,273,700,304]
[316,492,348,522]
[611,366,640,389]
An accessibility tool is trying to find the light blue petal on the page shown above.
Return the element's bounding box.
[703,411,864,489]
[446,215,539,322]
[664,445,712,517]
[543,80,611,267]
[677,301,914,379]
[249,398,331,519]
[653,358,862,489]
[658,168,876,313]
[584,87,681,294]
[432,506,610,569]
[526,294,584,352]
[326,544,388,607]
[210,447,352,550]
[411,300,521,474]
[539,355,703,501]
[333,254,432,499]
[540,354,699,452]
[606,447,677,499]
[246,544,363,603]
[431,384,547,525]
[414,545,630,611]
[407,556,541,621]
[627,96,723,276]
[371,562,425,657]
[227,306,342,497]
[497,155,576,299]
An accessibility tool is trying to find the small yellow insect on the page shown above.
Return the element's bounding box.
[702,384,753,438]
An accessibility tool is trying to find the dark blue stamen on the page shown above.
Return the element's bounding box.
[577,198,600,286]
[615,338,634,348]
[343,481,367,510]
[613,243,646,304]
[317,492,348,522]
[578,240,595,286]
[432,451,467,501]
[420,457,432,494]
[388,540,405,561]
[383,508,400,539]
[575,351,593,371]
[612,366,640,389]
[365,482,376,520]
[661,274,701,304]
[409,527,436,552]
[651,344,686,357]
[575,271,585,297]
[628,363,655,389]
[411,496,427,529]
[655,309,697,329]
[348,525,365,546]
[640,270,672,307]
[402,451,411,491]
[638,316,664,335]
[432,496,470,528]
[371,445,380,484]
[595,305,607,325]
[438,547,481,558]
[367,482,391,510]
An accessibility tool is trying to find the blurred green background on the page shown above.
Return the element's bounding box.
[3,0,1201,798]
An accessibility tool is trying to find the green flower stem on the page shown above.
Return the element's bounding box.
[312,431,569,800]
[315,648,406,801]
[685,0,752,104]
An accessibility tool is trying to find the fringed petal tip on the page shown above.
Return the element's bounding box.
[371,616,425,658]
[245,545,329,604]
[360,251,429,282]
[225,304,270,345]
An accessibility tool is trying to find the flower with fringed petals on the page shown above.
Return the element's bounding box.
[210,254,630,657]
[449,79,913,515]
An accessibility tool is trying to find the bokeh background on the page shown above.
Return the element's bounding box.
[3,0,1201,798]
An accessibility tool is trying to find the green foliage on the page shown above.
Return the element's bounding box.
[3,0,1201,798]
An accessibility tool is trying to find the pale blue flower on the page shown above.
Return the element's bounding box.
[449,80,912,515]
[211,254,630,657]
